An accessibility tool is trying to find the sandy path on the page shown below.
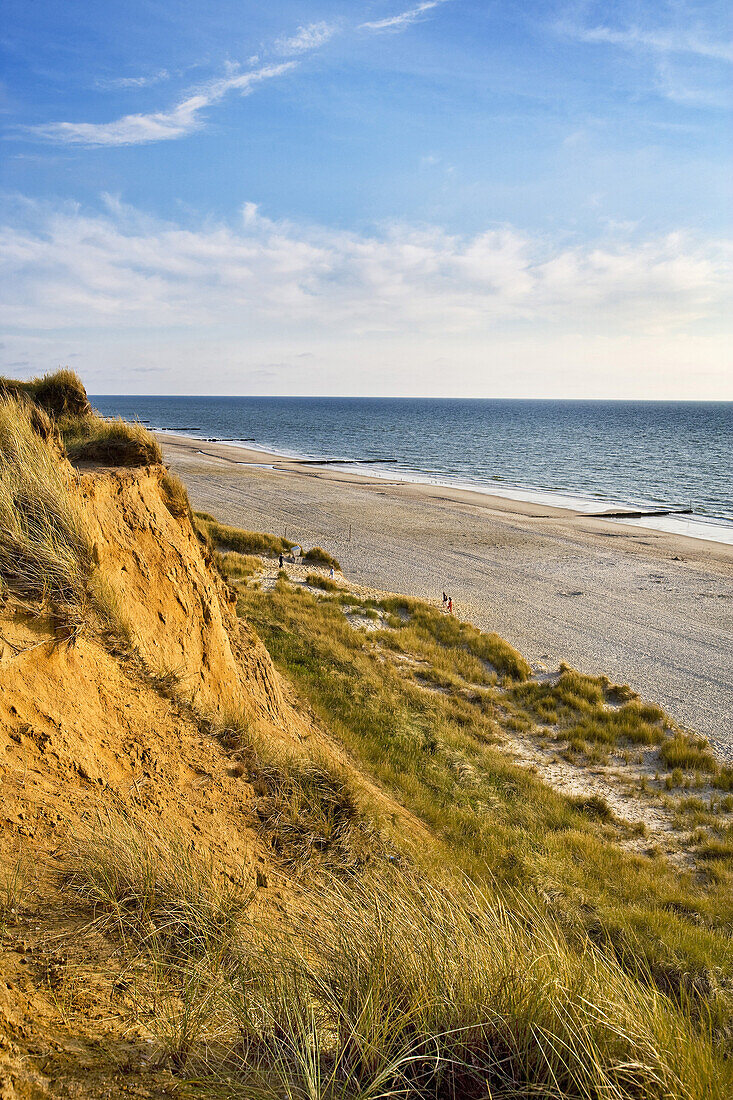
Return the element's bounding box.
[158,434,733,759]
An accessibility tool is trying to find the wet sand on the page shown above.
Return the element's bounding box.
[158,433,733,759]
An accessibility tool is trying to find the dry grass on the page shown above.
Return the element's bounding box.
[159,470,191,518]
[303,545,341,570]
[238,575,733,1024]
[194,512,294,557]
[0,368,90,417]
[0,395,93,607]
[62,811,729,1097]
[0,369,161,467]
[59,412,163,466]
[64,810,250,959]
[212,706,379,874]
[0,851,35,937]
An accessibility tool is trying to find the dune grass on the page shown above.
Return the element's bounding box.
[159,470,192,518]
[0,369,162,466]
[306,573,341,592]
[59,412,163,466]
[378,594,531,681]
[64,811,729,1098]
[236,576,733,1025]
[194,511,342,568]
[0,395,94,607]
[661,735,718,774]
[0,368,90,417]
[210,706,381,875]
[214,549,263,580]
[303,545,341,570]
[194,512,294,557]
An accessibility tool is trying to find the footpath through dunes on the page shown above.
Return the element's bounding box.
[1,377,732,1099]
[156,432,733,759]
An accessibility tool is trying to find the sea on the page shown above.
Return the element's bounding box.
[90,397,733,546]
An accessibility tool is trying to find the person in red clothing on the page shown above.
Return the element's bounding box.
[447,597,453,614]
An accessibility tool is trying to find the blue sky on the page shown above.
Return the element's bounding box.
[1,1,731,397]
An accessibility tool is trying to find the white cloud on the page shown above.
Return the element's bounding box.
[563,22,733,64]
[30,62,296,146]
[1,200,729,345]
[361,2,446,33]
[276,22,337,55]
[99,69,171,90]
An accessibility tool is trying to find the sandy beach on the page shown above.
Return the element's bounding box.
[158,432,733,760]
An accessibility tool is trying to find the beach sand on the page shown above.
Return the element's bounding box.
[158,432,733,760]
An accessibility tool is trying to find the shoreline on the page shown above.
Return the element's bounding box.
[158,431,733,553]
[157,431,733,756]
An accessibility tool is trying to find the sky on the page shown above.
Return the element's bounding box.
[1,0,731,398]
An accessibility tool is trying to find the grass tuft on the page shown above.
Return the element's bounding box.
[0,395,93,606]
[306,573,340,592]
[159,470,191,518]
[60,413,163,466]
[194,512,293,557]
[303,545,341,570]
[0,368,91,418]
[65,811,250,958]
[660,735,718,774]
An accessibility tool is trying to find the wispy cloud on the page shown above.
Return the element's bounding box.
[28,7,452,148]
[361,2,447,34]
[276,22,337,55]
[30,61,296,146]
[557,20,733,64]
[99,69,171,90]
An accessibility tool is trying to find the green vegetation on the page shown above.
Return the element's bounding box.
[66,811,728,1098]
[214,549,262,581]
[303,544,341,570]
[194,511,341,569]
[306,572,340,592]
[661,735,718,773]
[235,575,733,1035]
[377,593,531,681]
[2,388,728,1096]
[194,511,294,556]
[512,666,669,745]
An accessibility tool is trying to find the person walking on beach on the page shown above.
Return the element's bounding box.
[278,552,284,568]
[442,591,448,607]
[448,597,453,615]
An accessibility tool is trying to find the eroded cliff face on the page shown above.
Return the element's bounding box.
[0,460,308,1098]
[80,465,290,723]
[0,459,311,854]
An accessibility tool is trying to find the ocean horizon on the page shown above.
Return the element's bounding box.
[90,396,733,545]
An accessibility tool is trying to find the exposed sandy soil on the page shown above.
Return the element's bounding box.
[157,434,733,761]
[0,459,437,1099]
